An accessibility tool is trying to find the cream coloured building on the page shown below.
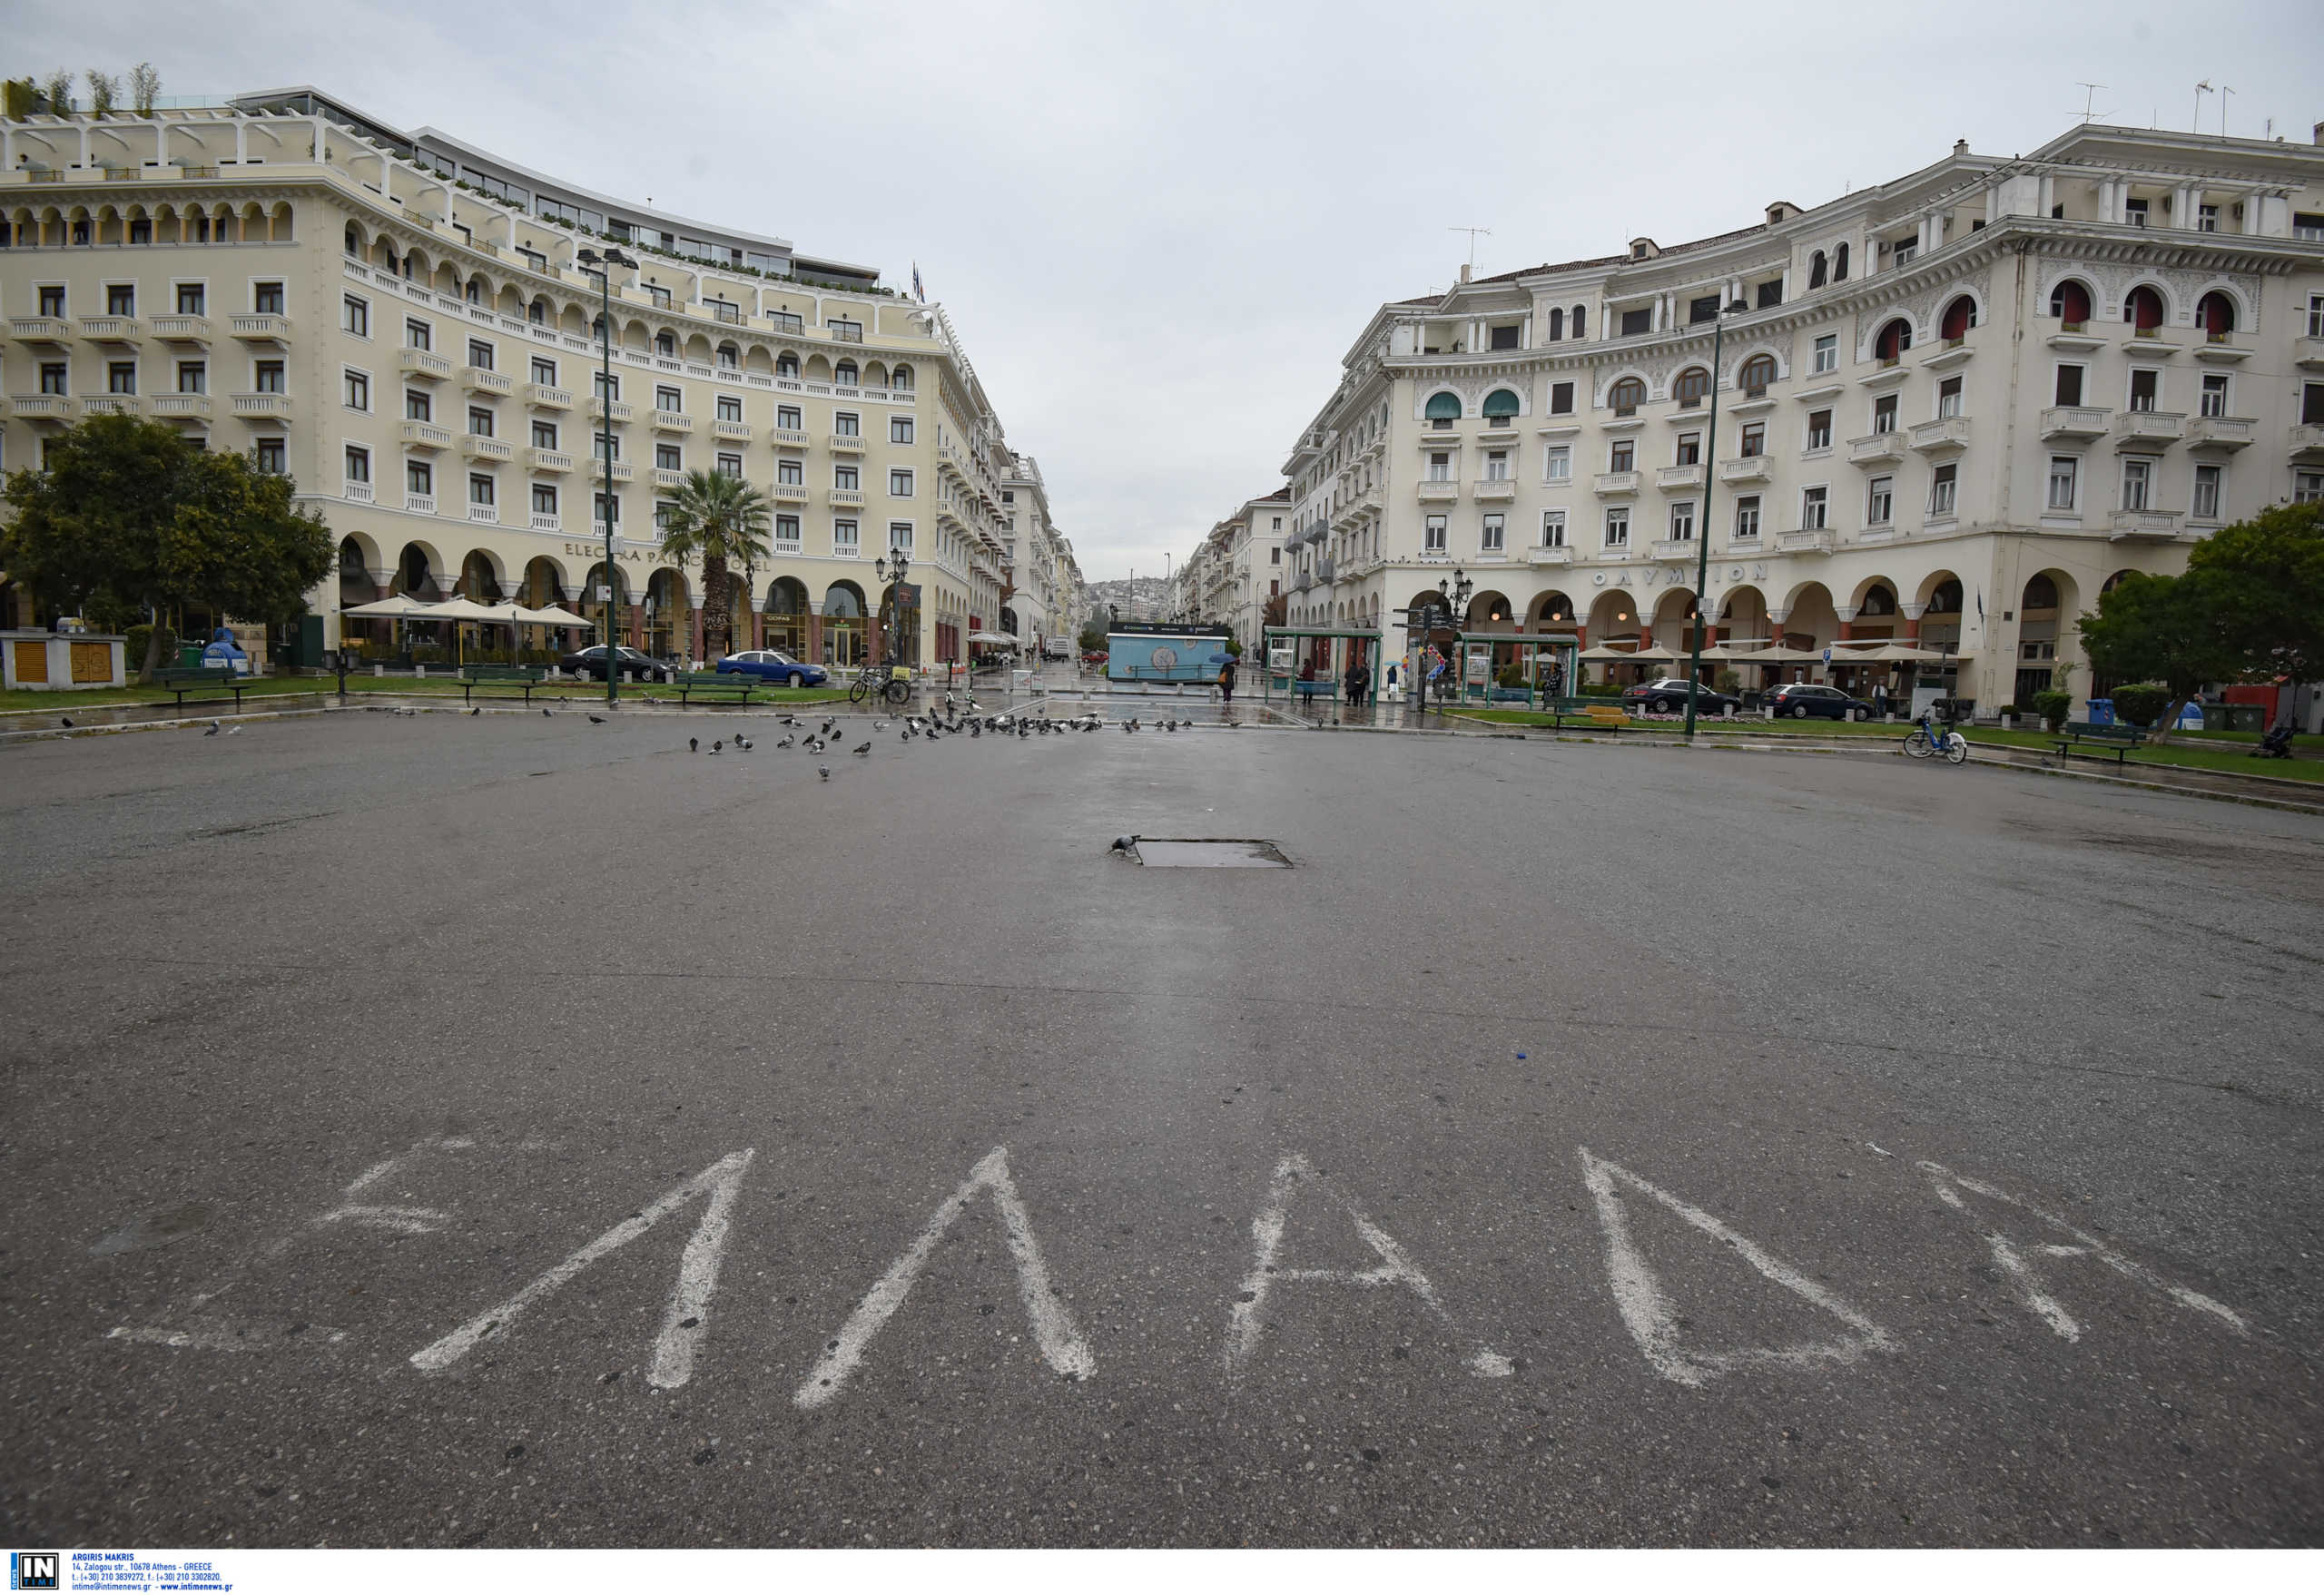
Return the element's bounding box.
[1175,489,1289,652]
[0,87,1026,670]
[1270,122,2324,712]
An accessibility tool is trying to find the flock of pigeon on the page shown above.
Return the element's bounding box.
[664,696,1206,780]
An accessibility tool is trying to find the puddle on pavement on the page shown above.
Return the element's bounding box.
[1128,839,1292,868]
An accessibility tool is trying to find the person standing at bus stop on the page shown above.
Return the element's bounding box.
[1344,655,1367,710]
[1218,655,1236,707]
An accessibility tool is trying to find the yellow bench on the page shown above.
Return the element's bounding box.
[1582,705,1630,732]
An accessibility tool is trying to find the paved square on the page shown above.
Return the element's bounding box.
[2,709,2319,1546]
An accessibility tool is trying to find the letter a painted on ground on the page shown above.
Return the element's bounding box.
[793,1147,1094,1410]
[1579,1147,1894,1389]
[1228,1153,1513,1382]
[409,1149,755,1390]
[1919,1160,2246,1344]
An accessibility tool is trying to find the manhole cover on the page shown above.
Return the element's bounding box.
[1123,838,1291,868]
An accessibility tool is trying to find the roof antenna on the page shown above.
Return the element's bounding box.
[1448,225,1491,281]
[2075,82,2110,124]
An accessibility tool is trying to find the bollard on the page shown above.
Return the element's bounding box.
[416,664,427,680]
[373,664,385,677]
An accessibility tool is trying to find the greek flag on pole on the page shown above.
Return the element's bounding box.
[912,263,925,303]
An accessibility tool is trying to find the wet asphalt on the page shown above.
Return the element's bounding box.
[1,704,2319,1547]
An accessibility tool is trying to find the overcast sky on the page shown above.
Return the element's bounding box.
[16,1,2323,579]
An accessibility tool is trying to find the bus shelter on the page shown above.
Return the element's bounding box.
[1454,631,1580,703]
[1261,626,1383,705]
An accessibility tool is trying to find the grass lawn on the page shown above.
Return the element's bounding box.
[0,674,854,715]
[1449,707,2324,783]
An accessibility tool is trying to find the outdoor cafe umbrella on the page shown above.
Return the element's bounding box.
[967,631,1019,648]
[341,593,440,659]
[1579,641,1679,661]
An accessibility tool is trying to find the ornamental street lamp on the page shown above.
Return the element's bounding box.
[874,548,911,674]
[1686,297,1751,738]
[576,247,637,704]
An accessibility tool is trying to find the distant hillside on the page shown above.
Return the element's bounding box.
[1083,576,1171,622]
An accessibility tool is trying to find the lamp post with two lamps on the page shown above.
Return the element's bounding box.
[1684,295,1750,738]
[1402,566,1471,717]
[576,245,638,706]
[873,548,912,682]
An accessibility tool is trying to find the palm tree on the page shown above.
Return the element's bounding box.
[656,469,773,664]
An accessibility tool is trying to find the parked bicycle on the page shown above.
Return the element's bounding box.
[1903,711,1969,764]
[847,661,913,706]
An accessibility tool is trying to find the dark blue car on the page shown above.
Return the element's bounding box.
[717,648,828,688]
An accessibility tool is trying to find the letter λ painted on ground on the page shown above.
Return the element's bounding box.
[1919,1160,2247,1344]
[1579,1147,1894,1389]
[1228,1153,1514,1383]
[793,1147,1094,1410]
[409,1148,754,1390]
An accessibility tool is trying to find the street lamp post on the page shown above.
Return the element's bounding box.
[1409,566,1471,717]
[1685,297,1751,738]
[576,246,637,705]
[874,548,911,680]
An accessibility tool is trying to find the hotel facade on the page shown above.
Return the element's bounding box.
[1261,122,2324,711]
[0,87,1054,670]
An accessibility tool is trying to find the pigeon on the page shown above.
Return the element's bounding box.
[714,740,724,753]
[468,705,481,717]
[588,714,606,724]
[735,735,751,751]
[1109,835,1137,853]
[781,714,800,727]
[226,725,241,735]
[690,737,699,753]
[543,707,553,717]
[818,765,831,780]
[900,730,910,743]
[874,721,890,731]
[774,734,794,748]
[59,717,73,729]
[204,721,220,737]
[852,741,871,756]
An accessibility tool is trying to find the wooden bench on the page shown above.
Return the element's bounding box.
[2054,720,2145,767]
[1530,695,1627,729]
[1581,704,1631,733]
[458,665,545,705]
[676,671,759,706]
[153,665,251,711]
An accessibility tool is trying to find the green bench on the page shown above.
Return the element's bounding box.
[675,671,759,706]
[1538,694,1625,729]
[458,664,546,705]
[153,665,251,711]
[2054,720,2146,767]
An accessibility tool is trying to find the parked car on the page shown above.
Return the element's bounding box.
[1082,650,1109,666]
[717,648,828,688]
[558,645,675,683]
[1768,683,1876,721]
[1621,676,1742,715]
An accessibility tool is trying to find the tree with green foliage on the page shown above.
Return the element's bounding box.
[2,79,37,120]
[40,69,74,114]
[1077,621,1106,654]
[128,63,160,116]
[654,468,771,663]
[1,415,331,681]
[2183,500,2324,687]
[84,70,116,118]
[2075,569,2240,746]
[2106,682,2173,728]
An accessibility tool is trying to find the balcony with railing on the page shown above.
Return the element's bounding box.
[400,349,454,381]
[9,317,73,342]
[400,419,452,450]
[1848,430,1906,466]
[1648,537,1699,562]
[1525,544,1574,565]
[2112,410,2185,449]
[78,317,143,343]
[2185,415,2254,451]
[1718,454,1771,484]
[2040,406,2110,439]
[406,494,437,516]
[343,480,375,504]
[231,314,291,341]
[771,483,809,503]
[151,394,212,418]
[79,394,142,417]
[526,448,574,473]
[461,365,514,395]
[1472,478,1517,503]
[231,393,293,420]
[1908,416,1971,454]
[653,468,685,488]
[2109,508,2182,537]
[460,433,515,462]
[829,487,866,507]
[468,502,499,523]
[523,382,571,409]
[773,428,810,448]
[827,322,863,342]
[8,393,74,419]
[1774,527,1834,553]
[1593,471,1641,496]
[529,511,560,532]
[150,316,212,343]
[2290,424,2324,463]
[1655,463,1704,491]
[650,408,693,433]
[829,431,866,453]
[586,397,632,423]
[712,418,753,442]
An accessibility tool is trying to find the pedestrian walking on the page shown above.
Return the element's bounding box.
[1344,655,1366,709]
[1218,656,1236,706]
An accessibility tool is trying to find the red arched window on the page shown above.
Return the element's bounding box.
[1672,367,1710,408]
[2124,286,2165,332]
[1874,319,1911,362]
[1737,353,1778,392]
[2048,280,2093,327]
[1939,295,1975,340]
[2196,290,2235,338]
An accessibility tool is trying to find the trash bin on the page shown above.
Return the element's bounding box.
[179,642,206,669]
